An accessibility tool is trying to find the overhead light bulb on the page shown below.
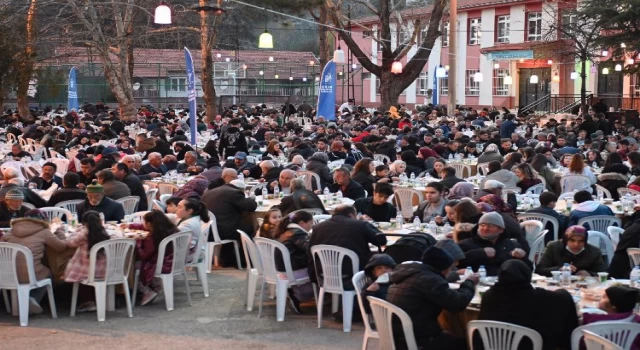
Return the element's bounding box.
[473,71,483,82]
[274,74,279,78]
[530,75,539,84]
[154,1,171,24]
[225,57,230,62]
[309,60,315,66]
[493,63,500,69]
[602,67,609,75]
[269,56,274,62]
[391,61,403,74]
[303,77,307,82]
[547,60,553,65]
[615,64,622,71]
[570,71,578,79]
[333,47,345,64]
[552,74,560,82]
[259,70,264,75]
[216,53,221,58]
[504,75,513,85]
[602,50,609,57]
[258,29,274,49]
[621,43,626,48]
[436,65,447,77]
[627,58,635,65]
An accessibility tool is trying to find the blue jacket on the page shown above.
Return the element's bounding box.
[569,205,614,226]
[500,119,517,138]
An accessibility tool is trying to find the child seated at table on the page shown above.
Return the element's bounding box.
[258,207,282,239]
[164,197,181,214]
[360,254,396,317]
[373,164,392,183]
[584,286,640,324]
[63,211,111,312]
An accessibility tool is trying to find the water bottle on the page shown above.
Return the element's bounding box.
[448,153,453,160]
[631,266,640,288]
[413,216,421,230]
[478,265,487,281]
[597,190,604,202]
[593,161,598,169]
[261,187,268,199]
[273,185,280,198]
[336,190,343,200]
[428,219,437,235]
[395,213,404,229]
[323,187,330,197]
[410,173,416,184]
[238,173,244,181]
[561,263,572,285]
[443,222,451,233]
[357,212,363,221]
[464,267,473,278]
[71,213,78,228]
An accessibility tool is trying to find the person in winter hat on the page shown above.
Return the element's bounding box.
[361,254,396,316]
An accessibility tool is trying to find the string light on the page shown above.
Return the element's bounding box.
[391,61,403,74]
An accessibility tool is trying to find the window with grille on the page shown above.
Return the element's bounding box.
[527,12,542,41]
[167,78,186,92]
[417,72,429,95]
[469,18,481,45]
[465,70,480,96]
[493,69,510,96]
[560,13,577,39]
[439,77,448,96]
[496,16,510,43]
[363,30,373,38]
[442,22,449,46]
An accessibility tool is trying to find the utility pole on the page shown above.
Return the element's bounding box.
[447,0,457,116]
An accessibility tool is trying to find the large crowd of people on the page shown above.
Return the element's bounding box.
[1,100,640,348]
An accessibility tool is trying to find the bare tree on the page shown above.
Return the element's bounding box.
[325,0,447,111]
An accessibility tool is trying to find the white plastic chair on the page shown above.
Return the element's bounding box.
[49,158,70,177]
[254,237,312,321]
[55,199,84,216]
[186,222,212,298]
[596,184,613,199]
[6,133,16,144]
[449,162,472,178]
[249,182,267,196]
[159,194,172,204]
[477,162,490,176]
[393,188,424,220]
[560,192,577,201]
[528,234,547,269]
[571,321,640,350]
[578,216,622,234]
[290,208,324,216]
[152,199,165,211]
[153,231,192,311]
[238,230,263,312]
[206,211,241,273]
[520,220,544,247]
[39,207,73,223]
[157,183,180,196]
[70,238,135,322]
[373,154,391,164]
[246,155,259,164]
[0,243,58,326]
[608,227,624,249]
[129,211,150,222]
[116,196,140,215]
[588,231,615,265]
[296,170,321,191]
[618,188,640,198]
[525,183,545,195]
[145,188,158,206]
[353,271,379,350]
[518,213,560,242]
[367,296,418,350]
[627,248,640,268]
[468,320,543,350]
[561,175,592,194]
[582,330,624,350]
[313,214,332,225]
[311,245,359,332]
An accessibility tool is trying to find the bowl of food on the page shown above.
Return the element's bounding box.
[604,198,614,204]
[378,222,391,229]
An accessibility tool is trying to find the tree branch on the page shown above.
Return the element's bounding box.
[352,0,379,16]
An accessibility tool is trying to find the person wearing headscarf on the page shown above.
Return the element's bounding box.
[478,260,578,350]
[448,182,475,200]
[173,175,209,200]
[535,225,607,277]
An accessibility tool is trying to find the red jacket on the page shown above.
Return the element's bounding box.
[351,131,370,143]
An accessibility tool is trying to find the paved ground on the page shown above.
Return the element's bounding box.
[0,269,367,350]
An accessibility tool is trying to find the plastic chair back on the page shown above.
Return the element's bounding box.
[596,185,613,199]
[238,230,263,275]
[313,214,331,225]
[296,171,321,191]
[528,234,547,269]
[525,183,545,195]
[0,243,37,288]
[587,231,615,265]
[352,271,377,339]
[578,216,622,234]
[373,154,391,164]
[55,199,84,215]
[582,330,624,350]
[145,188,158,206]
[208,211,223,242]
[39,207,73,223]
[571,321,640,350]
[155,232,192,276]
[449,162,472,178]
[561,175,592,193]
[254,237,296,284]
[310,245,359,293]
[477,162,490,176]
[608,227,624,248]
[88,238,135,284]
[157,183,180,196]
[468,320,543,350]
[367,296,418,350]
[393,188,423,220]
[627,248,640,268]
[520,220,544,247]
[618,188,640,198]
[116,196,140,215]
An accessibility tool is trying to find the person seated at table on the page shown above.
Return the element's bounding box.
[306,152,333,189]
[477,143,504,164]
[176,151,205,176]
[274,210,314,313]
[438,166,466,190]
[526,191,569,243]
[447,182,475,200]
[226,151,257,178]
[63,211,111,312]
[373,164,392,183]
[10,143,32,160]
[47,172,87,207]
[386,246,478,350]
[530,154,556,192]
[258,160,281,184]
[76,158,97,189]
[134,210,179,305]
[427,159,446,179]
[329,167,365,200]
[514,163,542,194]
[413,182,448,223]
[139,152,168,177]
[0,190,31,228]
[262,139,282,159]
[360,253,396,316]
[174,198,210,263]
[562,153,597,185]
[351,158,375,196]
[353,182,397,222]
[77,181,125,223]
[585,286,640,324]
[568,190,614,226]
[450,200,482,241]
[458,212,531,276]
[265,169,295,196]
[164,197,181,214]
[479,161,518,190]
[97,169,130,200]
[477,194,529,250]
[258,207,282,239]
[0,178,47,208]
[535,226,607,277]
[278,178,327,216]
[435,239,466,282]
[1,209,67,314]
[28,162,62,191]
[478,260,578,350]
[389,160,407,179]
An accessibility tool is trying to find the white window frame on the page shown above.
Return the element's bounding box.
[442,22,449,47]
[417,72,429,95]
[496,15,510,43]
[167,78,186,92]
[561,13,577,39]
[439,77,448,96]
[469,18,481,45]
[493,69,510,96]
[465,70,480,96]
[527,12,542,42]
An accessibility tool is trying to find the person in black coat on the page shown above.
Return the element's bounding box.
[218,118,248,159]
[351,158,375,197]
[438,167,466,190]
[28,162,63,190]
[478,260,578,350]
[0,191,30,228]
[46,173,87,207]
[274,210,313,272]
[76,181,125,222]
[386,247,478,350]
[113,162,148,211]
[329,167,366,200]
[353,182,397,222]
[609,211,640,279]
[138,152,169,176]
[278,179,327,216]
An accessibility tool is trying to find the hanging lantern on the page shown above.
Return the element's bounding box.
[154,1,171,24]
[289,76,293,81]
[269,56,274,62]
[552,74,560,82]
[333,47,345,64]
[391,61,403,74]
[315,77,320,82]
[493,63,499,69]
[615,64,622,71]
[530,75,539,84]
[602,50,609,57]
[216,53,221,58]
[352,63,357,70]
[627,58,635,65]
[242,64,247,70]
[225,57,230,62]
[445,65,450,71]
[621,43,627,48]
[309,60,315,66]
[259,70,264,76]
[547,60,553,65]
[473,71,483,82]
[570,71,578,79]
[302,77,307,82]
[504,75,513,85]
[602,67,609,75]
[436,65,447,78]
[258,30,274,49]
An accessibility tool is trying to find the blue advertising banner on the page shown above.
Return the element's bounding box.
[317,59,336,120]
[432,66,439,106]
[184,47,197,146]
[68,67,78,111]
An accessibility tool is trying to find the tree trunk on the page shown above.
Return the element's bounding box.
[126,11,135,81]
[378,72,402,111]
[200,3,217,124]
[318,6,330,68]
[580,57,587,115]
[102,57,136,121]
[16,0,37,119]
